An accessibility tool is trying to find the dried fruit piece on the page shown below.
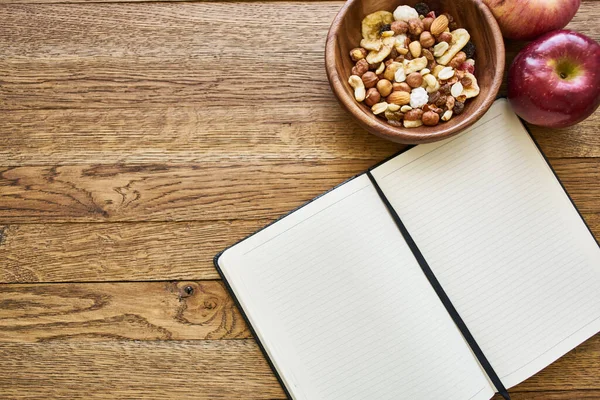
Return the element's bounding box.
[410,87,429,108]
[462,41,476,59]
[385,109,404,121]
[446,96,455,110]
[451,81,464,97]
[379,24,392,35]
[364,88,381,106]
[366,36,395,64]
[428,91,440,104]
[348,75,366,102]
[439,83,451,95]
[404,56,428,74]
[362,11,394,40]
[360,38,382,51]
[461,72,480,98]
[430,15,449,36]
[460,76,473,88]
[453,101,465,115]
[393,5,419,22]
[457,61,475,74]
[436,29,471,66]
[414,3,430,16]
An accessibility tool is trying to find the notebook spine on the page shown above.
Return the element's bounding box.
[366,171,511,400]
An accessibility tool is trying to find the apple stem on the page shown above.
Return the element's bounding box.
[560,72,567,79]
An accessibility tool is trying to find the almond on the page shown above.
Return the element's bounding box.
[386,91,411,105]
[430,15,449,36]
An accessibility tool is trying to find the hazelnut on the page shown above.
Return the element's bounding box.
[361,71,378,89]
[404,108,424,121]
[422,111,440,126]
[393,82,412,92]
[386,91,411,106]
[406,72,423,88]
[377,79,393,97]
[461,76,473,88]
[349,47,367,62]
[364,88,381,107]
[391,20,408,34]
[407,18,424,36]
[449,52,467,69]
[438,32,453,44]
[383,62,402,81]
[422,17,434,31]
[419,32,435,48]
[352,59,369,76]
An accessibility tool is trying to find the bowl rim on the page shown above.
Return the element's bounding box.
[325,0,505,144]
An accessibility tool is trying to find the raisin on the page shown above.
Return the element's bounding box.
[428,91,441,104]
[439,84,451,95]
[414,3,430,16]
[379,23,391,34]
[454,101,465,115]
[463,42,476,59]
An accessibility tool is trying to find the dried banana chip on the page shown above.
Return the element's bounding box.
[362,11,394,40]
[360,38,383,51]
[436,29,470,66]
[366,36,395,64]
[462,73,480,99]
[404,56,428,75]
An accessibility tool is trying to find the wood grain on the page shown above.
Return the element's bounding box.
[0,340,285,399]
[0,281,250,341]
[0,221,267,282]
[0,158,597,223]
[1,214,598,283]
[0,336,597,398]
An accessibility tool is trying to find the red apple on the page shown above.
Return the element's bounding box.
[508,30,600,128]
[482,0,580,40]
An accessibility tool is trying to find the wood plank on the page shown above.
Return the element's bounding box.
[0,221,266,282]
[1,106,598,167]
[1,213,598,283]
[0,340,285,399]
[0,336,597,398]
[0,281,251,341]
[494,391,600,400]
[0,158,598,223]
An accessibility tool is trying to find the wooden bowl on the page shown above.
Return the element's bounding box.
[325,0,505,144]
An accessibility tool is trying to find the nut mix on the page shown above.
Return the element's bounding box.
[347,2,480,128]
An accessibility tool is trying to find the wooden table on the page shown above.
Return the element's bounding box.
[0,1,598,398]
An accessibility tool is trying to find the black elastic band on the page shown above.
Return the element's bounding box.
[367,171,511,400]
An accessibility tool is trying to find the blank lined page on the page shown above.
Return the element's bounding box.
[371,99,600,388]
[219,174,494,400]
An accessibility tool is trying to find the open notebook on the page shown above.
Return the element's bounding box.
[215,99,600,400]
